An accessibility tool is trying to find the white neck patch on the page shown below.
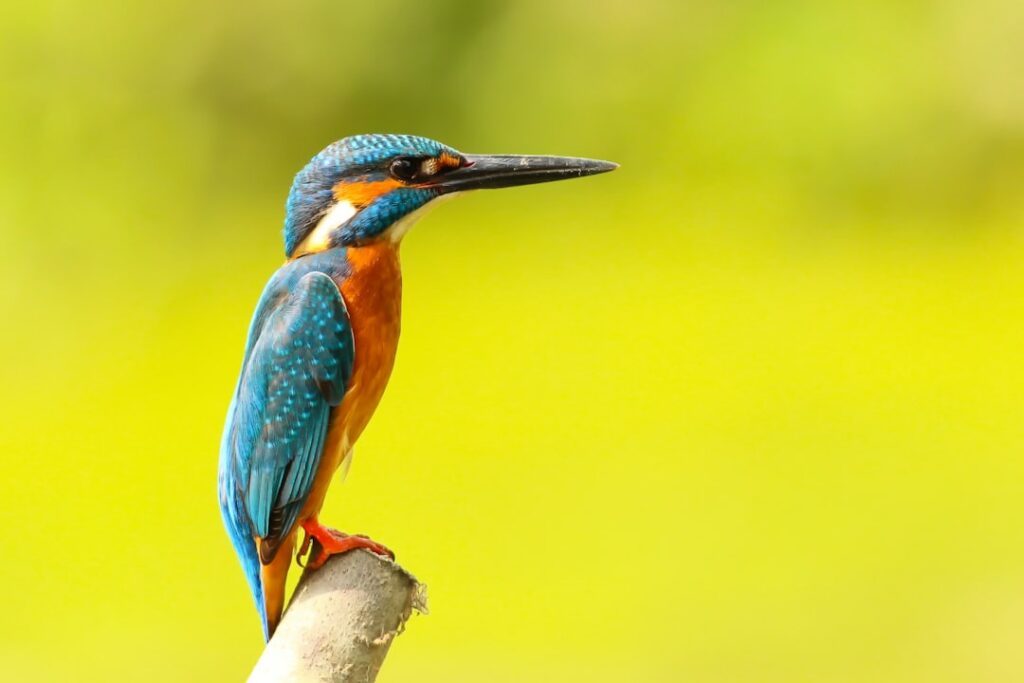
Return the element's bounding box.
[292,192,462,255]
[293,200,357,256]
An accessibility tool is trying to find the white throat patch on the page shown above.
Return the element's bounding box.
[384,192,460,244]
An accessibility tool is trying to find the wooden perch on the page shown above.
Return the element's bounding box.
[248,548,426,683]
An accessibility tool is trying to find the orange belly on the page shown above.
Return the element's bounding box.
[299,240,403,520]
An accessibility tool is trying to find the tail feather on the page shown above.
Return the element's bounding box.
[220,490,273,640]
[259,541,294,639]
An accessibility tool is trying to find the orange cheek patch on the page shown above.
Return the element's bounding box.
[439,152,464,169]
[333,179,402,208]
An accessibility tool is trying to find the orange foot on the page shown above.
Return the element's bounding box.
[297,517,395,571]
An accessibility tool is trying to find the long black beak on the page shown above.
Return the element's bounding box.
[433,154,618,192]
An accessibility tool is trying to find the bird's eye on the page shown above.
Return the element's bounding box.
[389,158,420,182]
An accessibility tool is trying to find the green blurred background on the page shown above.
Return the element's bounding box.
[2,1,1024,681]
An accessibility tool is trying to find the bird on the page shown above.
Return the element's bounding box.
[217,133,617,640]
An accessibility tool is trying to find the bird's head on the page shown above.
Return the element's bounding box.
[283,133,617,258]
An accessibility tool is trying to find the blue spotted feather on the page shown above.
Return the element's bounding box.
[218,250,353,639]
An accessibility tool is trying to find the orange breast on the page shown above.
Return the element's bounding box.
[299,240,402,519]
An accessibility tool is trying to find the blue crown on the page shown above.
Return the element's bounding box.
[283,134,457,255]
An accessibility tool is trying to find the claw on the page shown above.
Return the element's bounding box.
[296,528,313,568]
[299,517,395,571]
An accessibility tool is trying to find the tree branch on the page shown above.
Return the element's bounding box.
[248,549,426,683]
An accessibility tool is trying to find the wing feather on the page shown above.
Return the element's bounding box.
[226,271,353,563]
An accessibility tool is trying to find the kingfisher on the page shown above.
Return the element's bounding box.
[217,134,616,640]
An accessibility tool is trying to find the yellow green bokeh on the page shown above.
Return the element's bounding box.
[2,1,1024,681]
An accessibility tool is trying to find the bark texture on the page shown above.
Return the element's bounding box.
[248,550,425,683]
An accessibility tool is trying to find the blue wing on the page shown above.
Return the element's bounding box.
[218,270,353,628]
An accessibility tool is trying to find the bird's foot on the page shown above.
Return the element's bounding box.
[296,517,395,571]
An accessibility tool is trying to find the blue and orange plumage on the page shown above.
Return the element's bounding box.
[218,134,616,640]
